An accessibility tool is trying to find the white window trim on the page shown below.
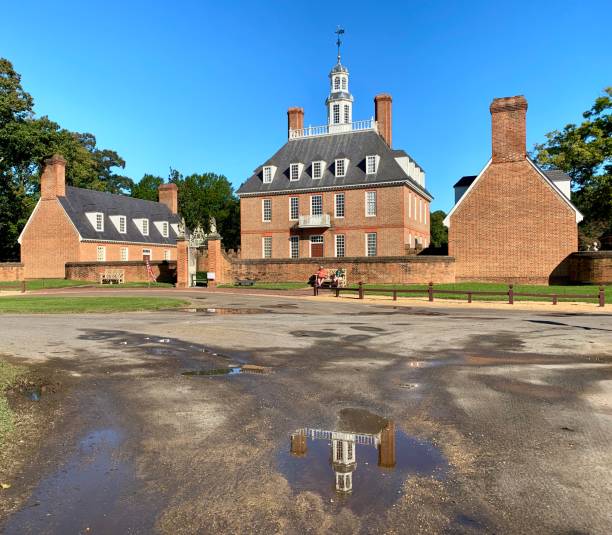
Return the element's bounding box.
[309,235,324,258]
[134,218,150,236]
[118,216,126,234]
[365,191,377,217]
[334,193,345,219]
[289,236,299,259]
[289,197,299,221]
[142,248,152,260]
[262,199,272,222]
[164,249,171,261]
[154,221,170,238]
[310,195,323,216]
[96,245,106,262]
[335,158,347,178]
[86,212,105,232]
[332,104,340,124]
[366,155,379,175]
[120,247,129,261]
[335,234,345,258]
[262,236,272,258]
[365,233,377,257]
[263,165,276,184]
[312,160,324,180]
[289,163,303,182]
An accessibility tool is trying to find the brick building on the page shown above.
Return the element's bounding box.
[444,96,582,283]
[236,50,431,259]
[19,155,181,278]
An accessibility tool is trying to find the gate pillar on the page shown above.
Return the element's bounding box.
[176,236,189,288]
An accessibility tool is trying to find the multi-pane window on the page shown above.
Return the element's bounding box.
[142,219,149,235]
[335,234,345,258]
[334,77,340,90]
[162,221,169,237]
[142,248,152,260]
[262,199,272,222]
[334,193,345,218]
[311,195,323,216]
[95,213,103,231]
[333,104,340,124]
[96,246,106,261]
[419,199,423,223]
[289,236,299,259]
[263,166,272,183]
[366,233,377,257]
[290,163,300,181]
[366,155,377,174]
[164,250,171,260]
[336,441,344,460]
[120,247,128,261]
[312,161,322,179]
[366,191,377,216]
[335,159,346,178]
[341,77,347,90]
[262,236,272,258]
[343,105,350,124]
[289,197,299,220]
[424,204,428,224]
[347,442,353,460]
[118,216,126,234]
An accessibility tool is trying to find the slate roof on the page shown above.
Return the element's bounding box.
[542,168,572,183]
[236,130,431,199]
[58,186,180,245]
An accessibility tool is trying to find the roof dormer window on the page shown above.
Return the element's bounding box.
[263,165,274,184]
[290,163,300,181]
[312,161,324,180]
[162,221,169,237]
[141,218,149,236]
[118,216,126,233]
[86,212,104,232]
[366,155,379,175]
[335,158,347,178]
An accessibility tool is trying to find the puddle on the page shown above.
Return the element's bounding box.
[180,307,270,315]
[182,364,268,376]
[277,409,446,514]
[2,428,157,534]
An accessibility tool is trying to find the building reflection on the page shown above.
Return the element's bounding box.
[290,421,396,494]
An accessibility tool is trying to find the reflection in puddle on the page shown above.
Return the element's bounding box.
[181,307,270,315]
[278,409,446,513]
[182,364,268,376]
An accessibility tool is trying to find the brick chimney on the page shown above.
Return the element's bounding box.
[490,95,528,163]
[374,94,392,147]
[40,154,66,199]
[287,107,304,138]
[158,183,178,214]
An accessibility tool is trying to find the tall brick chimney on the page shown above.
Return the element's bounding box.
[374,94,392,147]
[490,95,528,163]
[158,183,178,214]
[287,107,304,138]
[40,154,66,199]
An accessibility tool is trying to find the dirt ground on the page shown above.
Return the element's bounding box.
[0,289,611,534]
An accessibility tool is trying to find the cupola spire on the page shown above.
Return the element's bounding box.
[335,26,345,64]
[326,27,353,132]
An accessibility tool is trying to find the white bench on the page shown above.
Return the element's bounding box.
[100,269,125,284]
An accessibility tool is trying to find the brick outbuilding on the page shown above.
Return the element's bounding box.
[444,96,582,283]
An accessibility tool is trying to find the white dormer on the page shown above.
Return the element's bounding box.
[366,155,380,174]
[289,163,304,181]
[263,165,277,184]
[312,160,325,179]
[170,223,179,235]
[154,221,169,238]
[394,155,426,187]
[134,218,149,236]
[335,158,348,178]
[110,215,127,234]
[86,212,104,232]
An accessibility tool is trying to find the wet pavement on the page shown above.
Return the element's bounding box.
[0,290,611,534]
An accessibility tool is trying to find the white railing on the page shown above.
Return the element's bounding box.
[289,118,377,140]
[298,428,379,447]
[298,214,331,228]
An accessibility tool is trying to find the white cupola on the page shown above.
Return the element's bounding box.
[326,28,353,133]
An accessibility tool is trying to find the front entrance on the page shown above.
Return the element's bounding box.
[310,235,324,258]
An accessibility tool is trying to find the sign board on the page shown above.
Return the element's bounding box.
[207,272,216,280]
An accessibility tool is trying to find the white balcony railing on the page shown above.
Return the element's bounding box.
[289,118,377,140]
[298,214,331,228]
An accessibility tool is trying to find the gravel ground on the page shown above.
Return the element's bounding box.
[0,290,611,534]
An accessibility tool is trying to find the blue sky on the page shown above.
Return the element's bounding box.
[2,0,611,211]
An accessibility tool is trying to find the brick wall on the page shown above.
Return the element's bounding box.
[0,263,24,281]
[567,252,612,284]
[240,185,430,259]
[78,242,176,262]
[65,261,177,283]
[449,160,578,284]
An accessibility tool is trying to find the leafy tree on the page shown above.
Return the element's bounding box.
[533,87,612,247]
[131,173,164,201]
[429,210,448,248]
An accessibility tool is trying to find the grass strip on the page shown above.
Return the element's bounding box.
[0,361,25,445]
[0,296,190,314]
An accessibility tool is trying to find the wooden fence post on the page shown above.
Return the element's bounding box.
[20,280,26,293]
[335,287,340,298]
[313,284,318,296]
[467,291,472,304]
[393,290,397,301]
[358,282,364,300]
[552,294,558,305]
[508,284,514,305]
[599,286,605,307]
[428,282,434,302]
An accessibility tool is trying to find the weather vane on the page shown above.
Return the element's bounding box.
[335,26,345,63]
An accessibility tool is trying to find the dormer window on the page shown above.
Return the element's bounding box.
[118,216,126,234]
[290,163,300,181]
[162,221,169,237]
[86,212,104,232]
[95,213,104,231]
[263,166,273,183]
[142,219,149,236]
[366,155,379,174]
[312,161,324,180]
[335,159,347,178]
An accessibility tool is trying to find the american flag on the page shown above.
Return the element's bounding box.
[145,257,155,281]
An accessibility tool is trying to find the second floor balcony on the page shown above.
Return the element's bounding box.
[297,214,331,228]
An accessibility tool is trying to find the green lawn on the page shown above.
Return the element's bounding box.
[0,279,175,291]
[0,361,25,445]
[0,296,190,314]
[218,282,310,290]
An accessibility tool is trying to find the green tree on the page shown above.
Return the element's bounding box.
[429,210,448,248]
[172,171,240,250]
[131,173,165,201]
[533,87,612,246]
